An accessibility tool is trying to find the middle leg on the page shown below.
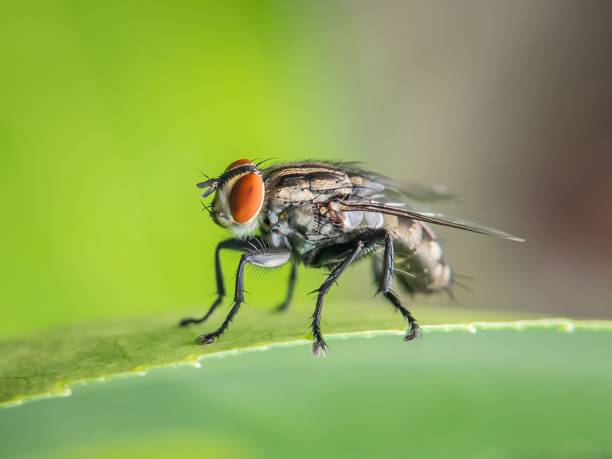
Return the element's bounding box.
[311,240,365,356]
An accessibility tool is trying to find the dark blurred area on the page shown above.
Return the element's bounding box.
[329,0,612,318]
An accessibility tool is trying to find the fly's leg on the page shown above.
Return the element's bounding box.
[311,240,365,357]
[195,248,291,345]
[379,232,421,341]
[179,238,258,327]
[275,260,298,312]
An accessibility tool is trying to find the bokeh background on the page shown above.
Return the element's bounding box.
[1,0,612,336]
[1,1,612,458]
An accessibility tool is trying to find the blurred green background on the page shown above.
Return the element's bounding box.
[2,0,611,336]
[0,0,354,335]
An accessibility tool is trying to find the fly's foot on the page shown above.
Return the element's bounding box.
[195,332,221,345]
[403,323,421,342]
[312,339,328,357]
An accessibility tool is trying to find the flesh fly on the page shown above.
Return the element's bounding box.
[180,159,522,356]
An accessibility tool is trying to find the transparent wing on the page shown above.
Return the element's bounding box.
[338,164,457,203]
[333,163,521,241]
[391,181,458,203]
[340,201,524,242]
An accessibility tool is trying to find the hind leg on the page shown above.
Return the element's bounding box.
[378,232,421,341]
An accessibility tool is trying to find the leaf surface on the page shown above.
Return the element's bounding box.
[1,303,609,408]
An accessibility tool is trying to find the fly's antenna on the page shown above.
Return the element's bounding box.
[197,178,219,198]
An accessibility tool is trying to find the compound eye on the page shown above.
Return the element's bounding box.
[229,173,264,224]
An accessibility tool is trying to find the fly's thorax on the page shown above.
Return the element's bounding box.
[264,203,325,256]
[263,165,353,206]
[265,205,294,248]
[204,159,265,238]
[261,164,392,244]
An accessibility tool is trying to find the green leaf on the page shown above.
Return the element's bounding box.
[1,302,610,409]
[3,330,612,459]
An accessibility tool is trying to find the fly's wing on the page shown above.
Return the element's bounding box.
[339,201,524,242]
[391,182,457,203]
[336,163,522,241]
[359,174,458,203]
[337,163,458,203]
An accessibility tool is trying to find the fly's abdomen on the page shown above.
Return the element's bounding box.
[384,218,452,294]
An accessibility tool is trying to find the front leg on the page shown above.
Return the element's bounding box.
[179,237,259,327]
[195,247,292,345]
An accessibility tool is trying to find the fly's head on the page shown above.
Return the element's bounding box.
[198,159,265,238]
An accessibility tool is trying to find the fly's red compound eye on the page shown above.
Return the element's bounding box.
[229,172,264,224]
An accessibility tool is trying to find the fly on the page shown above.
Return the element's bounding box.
[180,159,523,356]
